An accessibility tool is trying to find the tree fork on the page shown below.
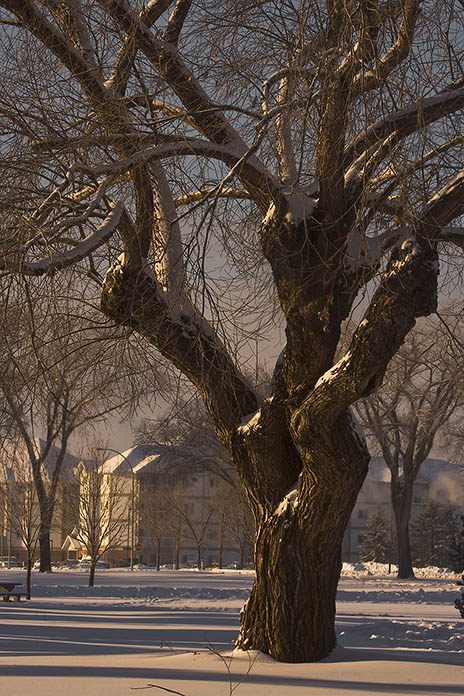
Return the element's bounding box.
[236,409,369,661]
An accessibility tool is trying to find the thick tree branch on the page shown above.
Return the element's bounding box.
[107,0,175,95]
[349,0,420,100]
[174,188,251,207]
[344,81,464,169]
[292,238,439,447]
[101,259,259,446]
[0,203,124,275]
[1,0,155,262]
[164,0,193,45]
[421,169,464,233]
[96,0,276,204]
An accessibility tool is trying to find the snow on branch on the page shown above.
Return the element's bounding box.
[370,136,464,187]
[106,0,175,95]
[122,95,260,127]
[164,0,193,45]
[421,169,464,232]
[97,0,277,202]
[344,133,398,198]
[344,84,464,168]
[348,167,464,274]
[0,202,123,276]
[261,66,317,116]
[345,225,403,273]
[174,188,252,207]
[65,0,102,77]
[59,139,279,203]
[4,0,107,102]
[97,0,242,145]
[294,240,439,434]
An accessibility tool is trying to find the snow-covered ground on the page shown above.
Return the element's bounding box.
[0,563,462,695]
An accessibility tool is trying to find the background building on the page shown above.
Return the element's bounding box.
[3,444,462,567]
[0,441,83,565]
[342,458,464,562]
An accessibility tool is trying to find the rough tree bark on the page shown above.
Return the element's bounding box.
[1,0,464,661]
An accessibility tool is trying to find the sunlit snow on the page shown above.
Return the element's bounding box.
[0,564,462,695]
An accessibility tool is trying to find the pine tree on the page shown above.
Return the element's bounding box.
[450,514,464,574]
[411,503,459,568]
[360,509,393,564]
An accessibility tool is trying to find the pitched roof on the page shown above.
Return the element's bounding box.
[99,445,169,476]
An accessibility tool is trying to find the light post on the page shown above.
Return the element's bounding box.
[97,447,136,571]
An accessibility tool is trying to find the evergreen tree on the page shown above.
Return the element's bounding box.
[360,509,393,564]
[450,514,464,574]
[411,503,459,568]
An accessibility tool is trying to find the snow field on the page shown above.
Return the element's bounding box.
[0,564,462,696]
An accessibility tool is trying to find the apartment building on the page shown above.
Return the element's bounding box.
[0,441,82,563]
[4,442,462,567]
[69,445,252,568]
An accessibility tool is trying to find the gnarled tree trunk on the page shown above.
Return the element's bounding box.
[100,207,439,662]
[236,410,369,661]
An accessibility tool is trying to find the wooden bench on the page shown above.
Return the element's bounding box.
[0,582,24,602]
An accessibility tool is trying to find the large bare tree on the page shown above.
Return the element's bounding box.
[1,0,464,661]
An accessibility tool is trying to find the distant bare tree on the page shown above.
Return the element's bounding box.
[167,482,214,570]
[139,478,174,570]
[213,478,255,569]
[68,456,128,587]
[137,394,236,487]
[224,487,255,569]
[0,449,41,598]
[0,276,163,572]
[356,319,464,578]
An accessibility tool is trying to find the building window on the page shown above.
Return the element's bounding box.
[414,496,421,503]
[358,534,364,544]
[358,509,368,519]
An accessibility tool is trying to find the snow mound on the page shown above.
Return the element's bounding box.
[341,562,460,579]
[31,584,250,602]
[339,618,464,652]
